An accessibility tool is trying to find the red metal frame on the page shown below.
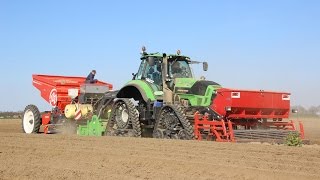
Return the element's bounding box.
[41,112,51,125]
[299,121,305,139]
[41,112,51,134]
[194,112,305,141]
[212,88,290,119]
[195,88,305,141]
[229,119,298,131]
[32,74,113,111]
[194,112,235,142]
[32,74,113,134]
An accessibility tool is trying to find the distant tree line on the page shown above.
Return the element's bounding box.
[0,111,23,119]
[290,105,320,117]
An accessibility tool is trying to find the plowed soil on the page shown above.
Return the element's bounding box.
[0,118,320,180]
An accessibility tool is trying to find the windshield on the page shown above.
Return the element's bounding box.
[143,58,162,85]
[169,60,193,78]
[135,60,146,80]
[135,58,162,86]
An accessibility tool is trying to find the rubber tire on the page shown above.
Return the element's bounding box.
[22,104,41,134]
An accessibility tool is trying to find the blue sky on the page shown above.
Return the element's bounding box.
[0,0,319,111]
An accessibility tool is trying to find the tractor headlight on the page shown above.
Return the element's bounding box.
[141,46,147,54]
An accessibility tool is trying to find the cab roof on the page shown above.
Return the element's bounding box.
[140,52,191,61]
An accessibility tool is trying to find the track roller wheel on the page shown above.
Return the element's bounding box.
[153,129,164,139]
[177,129,190,140]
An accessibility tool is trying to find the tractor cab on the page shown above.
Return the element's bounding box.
[131,47,211,105]
[134,49,205,89]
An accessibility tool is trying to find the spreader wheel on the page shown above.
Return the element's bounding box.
[22,104,41,134]
[106,98,141,137]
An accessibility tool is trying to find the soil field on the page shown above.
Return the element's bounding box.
[0,118,320,180]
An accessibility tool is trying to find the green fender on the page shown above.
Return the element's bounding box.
[117,80,156,102]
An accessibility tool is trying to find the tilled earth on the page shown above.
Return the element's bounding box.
[0,119,320,180]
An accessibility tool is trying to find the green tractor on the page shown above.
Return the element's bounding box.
[26,47,303,142]
[104,47,221,139]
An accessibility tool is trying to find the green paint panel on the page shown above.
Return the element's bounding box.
[174,78,197,88]
[77,115,105,136]
[178,85,221,106]
[126,80,156,101]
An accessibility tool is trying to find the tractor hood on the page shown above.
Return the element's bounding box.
[174,78,197,88]
[174,78,221,96]
[174,78,222,107]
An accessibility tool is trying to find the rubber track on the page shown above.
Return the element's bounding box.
[163,104,195,140]
[22,104,41,133]
[106,99,141,137]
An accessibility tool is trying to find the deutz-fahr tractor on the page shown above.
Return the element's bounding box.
[22,47,305,142]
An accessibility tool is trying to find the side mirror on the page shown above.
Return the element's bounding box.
[292,109,298,113]
[203,62,208,71]
[148,57,155,66]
